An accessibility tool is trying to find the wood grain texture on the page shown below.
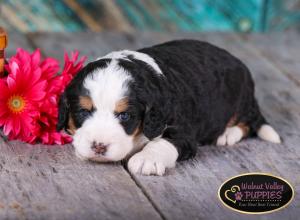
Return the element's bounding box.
[28,32,140,61]
[237,31,300,86]
[0,139,161,220]
[3,32,299,220]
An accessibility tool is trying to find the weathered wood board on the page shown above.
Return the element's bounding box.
[237,31,300,86]
[6,32,33,57]
[28,32,141,62]
[0,140,161,220]
[1,31,299,220]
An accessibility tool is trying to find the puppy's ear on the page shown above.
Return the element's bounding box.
[57,92,69,131]
[143,107,166,140]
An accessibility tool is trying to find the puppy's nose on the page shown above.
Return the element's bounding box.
[91,142,108,155]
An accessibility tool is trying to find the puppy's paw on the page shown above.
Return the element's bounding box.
[127,139,178,176]
[128,151,166,176]
[217,126,243,146]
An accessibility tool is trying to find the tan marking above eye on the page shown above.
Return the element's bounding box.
[67,113,76,135]
[79,96,94,110]
[115,98,129,113]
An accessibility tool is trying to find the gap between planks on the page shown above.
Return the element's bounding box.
[124,165,167,220]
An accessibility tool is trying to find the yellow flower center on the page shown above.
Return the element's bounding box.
[7,95,26,113]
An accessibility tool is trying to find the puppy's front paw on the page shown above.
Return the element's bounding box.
[127,151,166,176]
[127,139,178,176]
[217,126,243,146]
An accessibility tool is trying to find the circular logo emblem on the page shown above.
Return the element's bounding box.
[218,173,294,214]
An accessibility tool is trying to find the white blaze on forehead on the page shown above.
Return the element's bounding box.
[97,50,162,75]
[83,60,132,111]
[73,59,142,162]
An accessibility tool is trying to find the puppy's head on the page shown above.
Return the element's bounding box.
[57,52,167,162]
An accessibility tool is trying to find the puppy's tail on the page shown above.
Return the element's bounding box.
[256,124,281,143]
[247,98,281,143]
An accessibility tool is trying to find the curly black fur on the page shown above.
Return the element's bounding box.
[119,40,267,160]
[58,40,268,161]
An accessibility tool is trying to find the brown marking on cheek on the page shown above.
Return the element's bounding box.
[79,96,93,110]
[115,98,129,113]
[67,114,76,135]
[237,122,250,137]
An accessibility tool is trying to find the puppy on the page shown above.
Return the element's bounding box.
[57,40,281,176]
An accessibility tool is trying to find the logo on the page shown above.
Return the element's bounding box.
[218,173,294,214]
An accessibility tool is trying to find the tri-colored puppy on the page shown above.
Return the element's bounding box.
[57,40,281,175]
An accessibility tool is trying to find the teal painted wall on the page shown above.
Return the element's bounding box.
[1,0,300,32]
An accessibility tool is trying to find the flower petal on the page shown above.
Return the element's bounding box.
[3,119,13,136]
[25,80,47,101]
[31,49,41,68]
[30,68,42,85]
[0,80,9,100]
[0,106,9,117]
[6,75,17,91]
[10,61,20,76]
[13,117,21,135]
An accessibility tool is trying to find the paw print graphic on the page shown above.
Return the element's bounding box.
[235,192,243,201]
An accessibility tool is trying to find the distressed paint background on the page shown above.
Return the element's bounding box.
[1,0,300,33]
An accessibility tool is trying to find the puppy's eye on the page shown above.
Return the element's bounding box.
[117,112,131,122]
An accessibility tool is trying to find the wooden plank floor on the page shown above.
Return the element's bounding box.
[2,32,300,220]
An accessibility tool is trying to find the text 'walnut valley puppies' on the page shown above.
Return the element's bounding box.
[57,40,281,176]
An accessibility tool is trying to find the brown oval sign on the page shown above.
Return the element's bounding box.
[218,173,294,214]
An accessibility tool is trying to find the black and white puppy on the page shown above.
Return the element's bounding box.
[57,40,281,175]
